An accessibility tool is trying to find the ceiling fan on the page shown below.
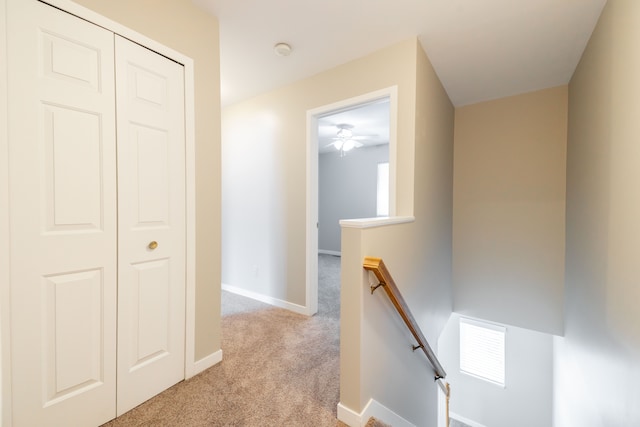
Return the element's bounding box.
[326,124,365,155]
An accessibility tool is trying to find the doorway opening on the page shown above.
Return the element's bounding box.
[305,86,398,315]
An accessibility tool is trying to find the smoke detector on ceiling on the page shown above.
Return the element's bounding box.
[274,42,292,57]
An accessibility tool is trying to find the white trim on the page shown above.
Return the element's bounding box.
[437,384,447,427]
[183,45,198,381]
[318,249,341,256]
[222,284,312,316]
[306,86,399,323]
[337,399,415,427]
[1,0,200,413]
[361,399,415,427]
[0,0,12,424]
[459,316,506,332]
[388,90,398,217]
[40,0,190,66]
[340,216,415,229]
[450,412,488,427]
[305,111,319,316]
[192,350,223,377]
[337,402,361,427]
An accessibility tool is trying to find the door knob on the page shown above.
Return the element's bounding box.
[148,241,158,250]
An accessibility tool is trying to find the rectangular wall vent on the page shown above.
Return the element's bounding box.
[459,317,506,387]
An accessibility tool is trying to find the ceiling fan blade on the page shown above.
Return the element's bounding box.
[324,141,343,150]
[333,135,376,141]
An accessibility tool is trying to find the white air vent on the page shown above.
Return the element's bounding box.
[459,317,506,387]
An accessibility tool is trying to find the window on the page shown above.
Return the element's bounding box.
[459,317,506,387]
[376,162,389,216]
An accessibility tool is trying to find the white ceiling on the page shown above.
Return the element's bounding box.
[193,0,606,107]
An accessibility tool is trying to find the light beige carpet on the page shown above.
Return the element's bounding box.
[102,254,349,426]
[365,417,392,427]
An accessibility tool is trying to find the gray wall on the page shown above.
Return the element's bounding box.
[438,313,553,427]
[555,1,640,425]
[318,144,388,253]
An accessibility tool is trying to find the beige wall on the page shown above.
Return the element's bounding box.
[453,86,567,335]
[555,0,640,425]
[340,42,454,426]
[222,39,418,307]
[73,0,222,360]
[222,38,453,424]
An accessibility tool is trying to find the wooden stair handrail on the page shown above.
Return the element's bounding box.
[363,257,447,381]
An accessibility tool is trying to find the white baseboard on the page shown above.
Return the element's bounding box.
[222,283,312,316]
[450,412,487,427]
[337,402,361,427]
[190,349,223,378]
[362,399,415,427]
[319,249,341,256]
[337,399,415,427]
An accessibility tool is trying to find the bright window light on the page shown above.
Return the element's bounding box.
[377,162,389,217]
[460,317,506,387]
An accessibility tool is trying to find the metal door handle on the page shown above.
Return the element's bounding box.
[148,241,158,250]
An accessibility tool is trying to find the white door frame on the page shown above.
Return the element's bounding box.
[1,1,11,424]
[0,1,198,424]
[305,86,398,315]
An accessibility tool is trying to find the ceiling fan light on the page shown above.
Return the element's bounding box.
[342,140,355,152]
[334,140,344,150]
[337,128,352,140]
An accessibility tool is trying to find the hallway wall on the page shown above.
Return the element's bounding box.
[222,39,418,308]
[555,0,640,425]
[453,86,567,335]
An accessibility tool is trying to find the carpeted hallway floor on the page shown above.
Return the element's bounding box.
[102,254,348,427]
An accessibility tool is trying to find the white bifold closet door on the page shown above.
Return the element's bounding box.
[7,0,118,425]
[6,0,186,425]
[114,35,186,416]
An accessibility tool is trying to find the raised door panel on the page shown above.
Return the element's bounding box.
[7,0,117,426]
[129,259,171,369]
[44,104,104,230]
[130,124,170,225]
[43,269,104,402]
[115,35,186,416]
